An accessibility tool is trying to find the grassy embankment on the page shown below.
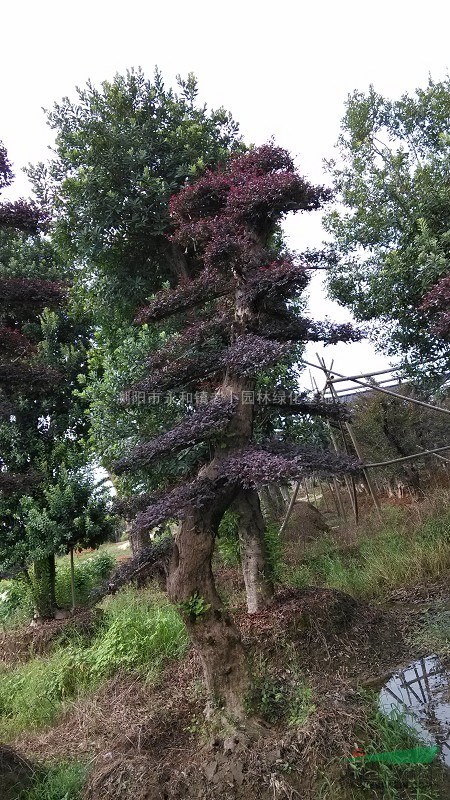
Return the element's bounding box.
[286,494,450,600]
[1,495,450,798]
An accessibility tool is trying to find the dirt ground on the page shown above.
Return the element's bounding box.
[9,581,439,800]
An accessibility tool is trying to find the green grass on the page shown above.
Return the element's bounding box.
[286,506,450,599]
[247,649,315,726]
[55,551,115,608]
[409,609,450,657]
[20,761,86,800]
[0,588,188,739]
[319,695,440,799]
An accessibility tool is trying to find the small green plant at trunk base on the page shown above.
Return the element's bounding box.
[179,593,211,619]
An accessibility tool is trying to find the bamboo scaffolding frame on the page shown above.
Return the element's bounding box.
[317,354,360,522]
[302,360,450,416]
[365,444,450,469]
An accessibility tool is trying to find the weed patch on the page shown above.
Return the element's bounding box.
[20,761,86,800]
[287,507,450,598]
[319,695,441,799]
[0,552,115,629]
[248,653,315,726]
[0,589,188,739]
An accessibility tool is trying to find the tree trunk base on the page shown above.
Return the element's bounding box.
[167,509,251,721]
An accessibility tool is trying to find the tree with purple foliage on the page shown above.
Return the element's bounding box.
[0,142,64,495]
[114,144,360,719]
[0,142,114,620]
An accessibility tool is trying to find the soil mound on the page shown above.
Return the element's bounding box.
[83,701,360,800]
[0,608,103,667]
[282,501,330,561]
[14,589,411,800]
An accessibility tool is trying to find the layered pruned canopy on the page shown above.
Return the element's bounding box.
[115,144,360,530]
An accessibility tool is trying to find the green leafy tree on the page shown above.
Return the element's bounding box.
[30,68,243,329]
[0,143,113,617]
[20,468,116,615]
[324,78,450,379]
[30,66,244,523]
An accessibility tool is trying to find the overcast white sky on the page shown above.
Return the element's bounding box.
[2,0,450,388]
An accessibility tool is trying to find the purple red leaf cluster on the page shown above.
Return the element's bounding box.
[131,476,221,532]
[0,327,34,357]
[0,362,61,389]
[128,442,359,532]
[222,334,289,375]
[215,443,359,488]
[0,471,41,495]
[131,334,287,393]
[114,396,237,473]
[0,277,65,313]
[421,275,450,339]
[119,145,361,535]
[145,313,233,372]
[0,200,41,235]
[134,349,220,393]
[135,270,231,324]
[169,145,330,268]
[244,259,309,305]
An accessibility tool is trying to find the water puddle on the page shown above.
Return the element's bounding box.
[380,655,450,766]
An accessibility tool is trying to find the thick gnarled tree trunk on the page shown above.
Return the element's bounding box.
[234,489,274,613]
[129,524,151,556]
[167,506,250,720]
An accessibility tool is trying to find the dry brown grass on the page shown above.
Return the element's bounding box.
[10,586,416,800]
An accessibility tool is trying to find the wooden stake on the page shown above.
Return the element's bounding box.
[70,548,76,611]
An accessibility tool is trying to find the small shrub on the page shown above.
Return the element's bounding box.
[0,579,33,628]
[178,592,211,619]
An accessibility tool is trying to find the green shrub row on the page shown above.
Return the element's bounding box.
[0,551,115,628]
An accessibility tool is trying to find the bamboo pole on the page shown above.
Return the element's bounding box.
[279,482,300,535]
[318,355,359,524]
[311,363,347,521]
[330,366,402,383]
[365,444,450,469]
[344,419,382,515]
